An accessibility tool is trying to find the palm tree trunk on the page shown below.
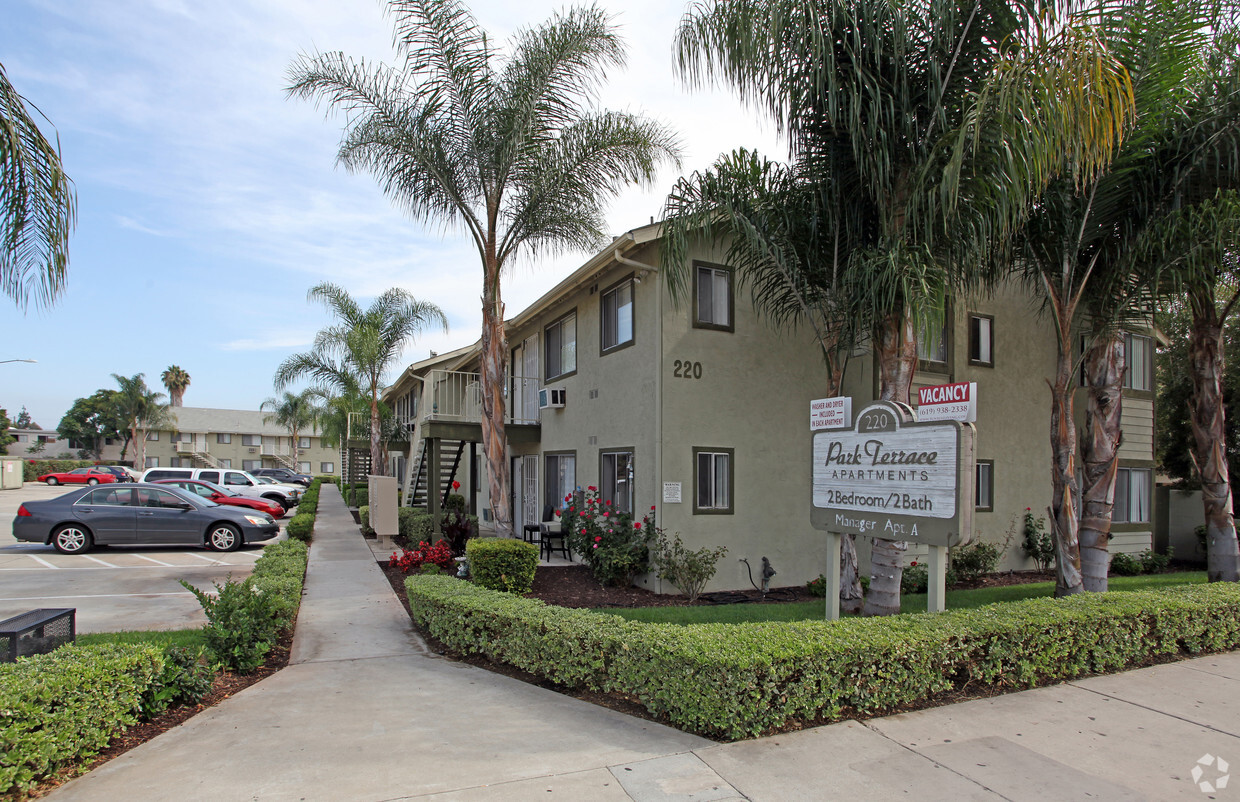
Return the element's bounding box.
[479,261,513,539]
[370,388,383,477]
[1079,331,1124,592]
[1188,285,1240,582]
[1048,348,1084,596]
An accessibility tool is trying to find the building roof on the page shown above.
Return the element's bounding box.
[157,407,308,437]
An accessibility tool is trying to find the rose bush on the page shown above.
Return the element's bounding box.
[561,488,655,586]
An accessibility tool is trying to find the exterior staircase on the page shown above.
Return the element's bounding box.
[407,438,465,508]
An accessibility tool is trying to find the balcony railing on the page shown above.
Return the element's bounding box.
[423,370,541,426]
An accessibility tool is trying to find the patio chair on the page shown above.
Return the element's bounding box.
[540,507,571,562]
[522,506,548,544]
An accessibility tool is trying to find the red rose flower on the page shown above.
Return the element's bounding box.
[633,522,641,530]
[452,480,460,490]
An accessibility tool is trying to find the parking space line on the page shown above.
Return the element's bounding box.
[26,554,58,569]
[132,554,175,566]
[0,592,196,602]
[187,553,227,566]
[82,555,117,568]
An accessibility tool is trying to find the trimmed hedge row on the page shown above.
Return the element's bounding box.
[465,539,538,593]
[22,459,118,482]
[398,507,479,544]
[405,578,1240,740]
[285,478,323,542]
[0,644,164,793]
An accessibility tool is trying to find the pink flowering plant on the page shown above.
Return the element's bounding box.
[560,487,656,586]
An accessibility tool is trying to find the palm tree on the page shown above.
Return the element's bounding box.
[111,373,175,470]
[261,389,322,466]
[672,0,1133,613]
[286,0,681,538]
[274,282,446,477]
[1,61,75,310]
[161,365,191,407]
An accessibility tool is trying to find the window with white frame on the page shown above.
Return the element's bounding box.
[145,457,159,468]
[146,431,159,440]
[1113,467,1152,523]
[600,450,634,513]
[545,312,577,380]
[545,452,576,511]
[242,434,260,447]
[298,462,312,473]
[299,437,311,449]
[321,462,335,474]
[170,458,183,468]
[1124,333,1152,391]
[219,459,232,468]
[976,460,994,511]
[694,263,733,330]
[694,447,733,514]
[217,433,231,444]
[601,278,634,353]
[969,314,994,366]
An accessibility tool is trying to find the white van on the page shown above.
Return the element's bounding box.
[139,467,303,509]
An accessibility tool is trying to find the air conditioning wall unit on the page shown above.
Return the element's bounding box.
[538,387,566,410]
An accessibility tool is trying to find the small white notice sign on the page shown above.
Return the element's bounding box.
[810,396,852,430]
[663,482,682,504]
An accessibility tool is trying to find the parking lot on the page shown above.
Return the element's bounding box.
[0,482,286,633]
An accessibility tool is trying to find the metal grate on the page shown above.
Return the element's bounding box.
[0,608,76,662]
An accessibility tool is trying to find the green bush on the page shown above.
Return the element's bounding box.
[400,508,433,543]
[405,576,1240,740]
[140,646,214,718]
[902,562,929,594]
[951,540,1002,583]
[562,488,654,586]
[1022,510,1055,571]
[286,513,315,542]
[1139,549,1171,574]
[315,474,338,485]
[22,459,98,482]
[1110,552,1142,576]
[249,540,308,626]
[180,578,281,673]
[806,574,827,597]
[346,486,368,508]
[0,644,163,794]
[466,538,538,593]
[359,505,373,536]
[650,531,727,603]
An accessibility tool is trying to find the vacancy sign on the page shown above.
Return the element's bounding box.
[917,382,977,423]
[810,396,852,430]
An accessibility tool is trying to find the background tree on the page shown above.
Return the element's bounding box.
[57,389,123,459]
[0,408,15,451]
[13,406,32,428]
[161,365,190,407]
[287,0,680,537]
[261,389,321,466]
[111,373,175,469]
[1,61,75,310]
[672,0,1132,613]
[274,282,445,477]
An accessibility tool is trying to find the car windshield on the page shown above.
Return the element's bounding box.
[160,485,217,508]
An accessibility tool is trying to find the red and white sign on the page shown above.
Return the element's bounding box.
[917,382,977,423]
[810,396,852,430]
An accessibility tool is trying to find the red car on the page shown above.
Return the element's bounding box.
[153,479,286,519]
[37,467,119,486]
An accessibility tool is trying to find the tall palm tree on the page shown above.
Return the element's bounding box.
[1,61,75,310]
[672,0,1133,613]
[274,282,446,477]
[111,373,175,470]
[286,0,681,537]
[161,365,191,407]
[261,389,322,466]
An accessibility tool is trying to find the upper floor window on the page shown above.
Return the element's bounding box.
[918,313,948,367]
[298,436,311,449]
[601,278,634,353]
[217,433,231,444]
[242,434,260,447]
[1124,333,1152,391]
[146,431,159,441]
[969,314,994,367]
[545,311,577,381]
[694,263,733,331]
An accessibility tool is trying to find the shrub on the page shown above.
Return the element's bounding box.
[901,562,929,594]
[0,644,163,794]
[1022,509,1055,571]
[445,492,466,512]
[140,646,214,718]
[562,488,655,586]
[349,487,368,509]
[1110,552,1142,576]
[466,538,538,593]
[441,510,476,556]
[1138,549,1171,574]
[22,459,97,482]
[390,540,454,574]
[315,474,338,485]
[359,505,373,536]
[179,578,281,673]
[650,531,727,603]
[405,576,1240,740]
[806,574,827,597]
[951,540,1002,583]
[286,512,315,542]
[399,508,433,544]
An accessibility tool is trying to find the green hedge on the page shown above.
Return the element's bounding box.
[22,459,111,482]
[398,508,479,545]
[463,539,538,593]
[405,579,1240,740]
[286,513,315,542]
[247,538,309,628]
[0,644,164,793]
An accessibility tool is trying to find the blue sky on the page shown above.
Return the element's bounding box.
[1,0,781,431]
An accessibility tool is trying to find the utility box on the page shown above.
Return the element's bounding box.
[0,458,22,490]
[368,474,399,550]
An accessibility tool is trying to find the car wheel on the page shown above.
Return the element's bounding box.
[262,493,286,507]
[52,524,92,554]
[207,524,242,552]
[46,477,59,486]
[87,478,99,485]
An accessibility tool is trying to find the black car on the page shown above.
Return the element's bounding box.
[250,468,313,486]
[12,483,280,554]
[95,465,136,483]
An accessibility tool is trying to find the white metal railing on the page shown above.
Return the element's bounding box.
[423,370,541,425]
[260,443,291,458]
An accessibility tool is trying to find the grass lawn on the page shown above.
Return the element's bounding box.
[600,571,1209,625]
[75,629,208,651]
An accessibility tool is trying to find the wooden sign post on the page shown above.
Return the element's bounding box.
[811,401,975,618]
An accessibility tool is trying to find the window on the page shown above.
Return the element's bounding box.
[544,311,577,381]
[199,470,221,483]
[217,433,232,444]
[600,450,634,513]
[601,278,634,353]
[1114,467,1152,524]
[545,452,576,511]
[223,471,250,486]
[321,462,335,474]
[298,437,311,449]
[243,460,261,471]
[975,460,994,511]
[241,434,260,447]
[170,458,183,468]
[918,313,948,366]
[969,314,994,367]
[146,431,159,441]
[16,434,27,442]
[298,462,312,473]
[693,263,733,331]
[694,447,733,514]
[219,459,232,469]
[145,457,159,468]
[78,487,134,507]
[1124,333,1152,391]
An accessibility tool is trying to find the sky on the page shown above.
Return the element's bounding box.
[0,0,783,431]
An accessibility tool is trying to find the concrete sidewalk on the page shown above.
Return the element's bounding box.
[48,484,1240,800]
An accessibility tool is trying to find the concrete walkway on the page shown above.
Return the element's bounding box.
[48,485,1240,801]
